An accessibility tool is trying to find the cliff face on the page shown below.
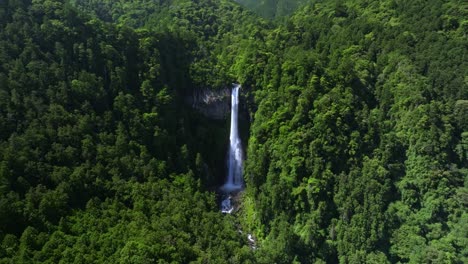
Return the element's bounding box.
[186,87,231,120]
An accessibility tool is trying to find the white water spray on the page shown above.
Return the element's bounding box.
[221,84,243,213]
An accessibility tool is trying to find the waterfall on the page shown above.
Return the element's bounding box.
[221,84,243,213]
[225,84,243,190]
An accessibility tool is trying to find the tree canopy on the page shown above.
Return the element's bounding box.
[0,0,466,263]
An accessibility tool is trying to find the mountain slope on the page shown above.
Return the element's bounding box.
[241,0,467,262]
[0,0,466,263]
[236,0,306,18]
[0,0,260,262]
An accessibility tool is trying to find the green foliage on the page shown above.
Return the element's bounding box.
[0,0,256,262]
[0,0,467,263]
[241,0,467,262]
[236,0,307,19]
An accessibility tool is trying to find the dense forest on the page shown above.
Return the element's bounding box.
[0,0,467,263]
[235,0,306,18]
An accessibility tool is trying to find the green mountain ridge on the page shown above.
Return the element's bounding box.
[0,0,467,263]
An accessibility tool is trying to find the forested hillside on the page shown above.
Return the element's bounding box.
[0,0,467,263]
[0,0,258,262]
[235,0,306,18]
[241,1,468,263]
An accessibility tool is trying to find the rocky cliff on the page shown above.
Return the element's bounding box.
[186,87,231,120]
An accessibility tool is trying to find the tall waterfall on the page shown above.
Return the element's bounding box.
[221,84,243,213]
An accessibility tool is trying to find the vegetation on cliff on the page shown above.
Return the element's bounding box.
[0,0,466,263]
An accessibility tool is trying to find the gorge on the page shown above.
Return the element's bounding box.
[0,0,466,262]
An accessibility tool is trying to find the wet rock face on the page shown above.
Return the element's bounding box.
[186,87,231,120]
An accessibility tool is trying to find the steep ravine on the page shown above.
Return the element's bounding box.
[185,85,256,247]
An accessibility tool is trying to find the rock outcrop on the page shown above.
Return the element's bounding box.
[186,87,231,120]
